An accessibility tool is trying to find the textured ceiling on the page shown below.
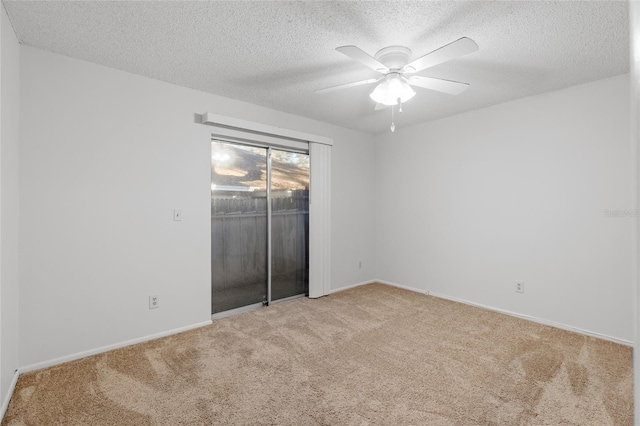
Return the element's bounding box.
[3,1,630,134]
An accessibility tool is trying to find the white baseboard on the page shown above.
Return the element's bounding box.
[1,369,20,422]
[428,290,633,347]
[376,280,426,294]
[329,280,376,294]
[20,320,213,374]
[356,279,633,347]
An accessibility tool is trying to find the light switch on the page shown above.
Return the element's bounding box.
[173,209,182,221]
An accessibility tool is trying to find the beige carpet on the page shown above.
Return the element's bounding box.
[3,284,633,425]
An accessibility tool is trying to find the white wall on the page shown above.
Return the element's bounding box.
[0,3,20,409]
[330,128,376,288]
[375,74,634,342]
[631,1,640,420]
[19,46,376,368]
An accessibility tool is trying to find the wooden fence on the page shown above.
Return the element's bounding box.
[211,191,309,308]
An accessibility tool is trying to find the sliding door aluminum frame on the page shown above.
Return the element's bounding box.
[211,134,309,154]
[211,137,309,314]
[211,302,264,320]
[266,148,272,305]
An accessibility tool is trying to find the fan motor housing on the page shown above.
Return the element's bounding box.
[374,46,412,70]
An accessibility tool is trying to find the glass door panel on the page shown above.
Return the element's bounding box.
[270,149,310,301]
[211,142,267,314]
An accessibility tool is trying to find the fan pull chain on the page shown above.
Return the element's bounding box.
[390,105,395,132]
[389,97,403,132]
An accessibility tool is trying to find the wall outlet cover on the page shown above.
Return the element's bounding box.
[149,295,159,309]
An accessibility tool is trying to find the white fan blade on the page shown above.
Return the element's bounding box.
[315,78,380,94]
[404,37,478,74]
[336,45,389,73]
[408,76,469,95]
[374,103,389,111]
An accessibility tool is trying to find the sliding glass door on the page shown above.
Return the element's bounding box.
[211,143,268,314]
[211,141,309,315]
[270,149,310,301]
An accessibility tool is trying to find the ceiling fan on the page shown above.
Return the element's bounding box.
[316,37,479,131]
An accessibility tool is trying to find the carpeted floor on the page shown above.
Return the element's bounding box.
[3,283,633,425]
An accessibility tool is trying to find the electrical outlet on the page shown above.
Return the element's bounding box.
[358,260,362,269]
[515,282,524,293]
[149,295,159,309]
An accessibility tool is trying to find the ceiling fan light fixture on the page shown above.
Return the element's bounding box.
[369,74,415,106]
